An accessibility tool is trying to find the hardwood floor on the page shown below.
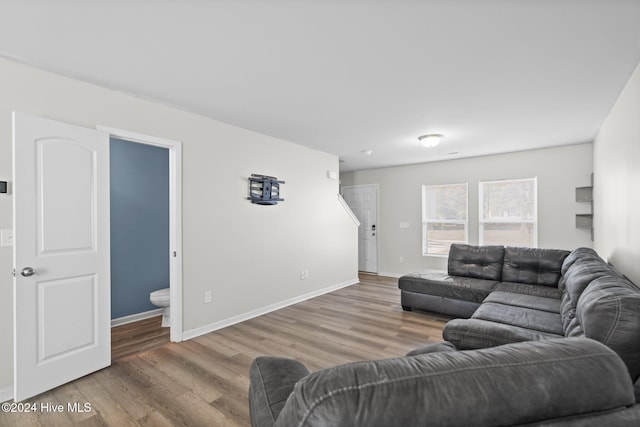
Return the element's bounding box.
[111,315,170,360]
[0,274,451,426]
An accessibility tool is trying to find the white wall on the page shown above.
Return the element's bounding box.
[593,62,640,286]
[341,144,594,276]
[0,57,358,393]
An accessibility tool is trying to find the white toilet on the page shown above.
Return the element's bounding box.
[150,288,171,327]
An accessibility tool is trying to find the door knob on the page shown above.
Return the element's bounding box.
[20,267,36,277]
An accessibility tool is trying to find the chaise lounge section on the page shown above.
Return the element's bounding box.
[398,244,569,317]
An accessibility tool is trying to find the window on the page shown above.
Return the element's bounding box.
[479,178,537,247]
[422,183,468,256]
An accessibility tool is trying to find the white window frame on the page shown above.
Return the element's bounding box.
[422,182,469,256]
[479,177,538,248]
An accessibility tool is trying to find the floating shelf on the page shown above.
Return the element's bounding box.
[575,186,593,203]
[575,174,593,241]
[576,214,593,229]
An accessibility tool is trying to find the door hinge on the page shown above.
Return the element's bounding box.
[12,268,15,277]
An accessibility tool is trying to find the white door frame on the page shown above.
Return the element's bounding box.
[341,184,380,274]
[98,126,183,342]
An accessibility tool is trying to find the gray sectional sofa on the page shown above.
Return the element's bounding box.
[399,244,640,400]
[248,244,640,426]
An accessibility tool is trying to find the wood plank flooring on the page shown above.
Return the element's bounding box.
[0,274,451,427]
[111,315,170,360]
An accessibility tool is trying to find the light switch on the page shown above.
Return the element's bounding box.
[1,229,14,247]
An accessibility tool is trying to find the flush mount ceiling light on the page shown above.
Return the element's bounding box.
[418,134,444,148]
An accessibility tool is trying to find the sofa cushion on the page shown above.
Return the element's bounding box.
[484,291,561,314]
[274,338,635,427]
[559,247,604,281]
[471,302,564,336]
[398,272,498,304]
[443,318,563,349]
[405,341,457,356]
[249,357,310,427]
[447,243,505,280]
[494,281,563,299]
[559,249,619,335]
[576,275,640,382]
[502,246,570,286]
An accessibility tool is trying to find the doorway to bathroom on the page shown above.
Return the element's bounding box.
[100,126,183,349]
[110,137,170,357]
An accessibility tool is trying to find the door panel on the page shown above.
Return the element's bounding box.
[39,275,96,361]
[13,112,110,401]
[38,139,96,253]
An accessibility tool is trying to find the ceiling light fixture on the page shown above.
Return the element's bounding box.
[418,134,444,148]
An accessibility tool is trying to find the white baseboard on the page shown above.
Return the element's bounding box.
[111,308,164,327]
[0,385,13,403]
[183,277,359,341]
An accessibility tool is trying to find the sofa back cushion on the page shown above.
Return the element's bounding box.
[559,248,616,335]
[559,248,640,383]
[574,275,640,382]
[448,244,505,280]
[560,247,605,283]
[274,338,636,427]
[501,247,569,287]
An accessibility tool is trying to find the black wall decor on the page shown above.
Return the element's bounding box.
[0,181,6,194]
[247,174,285,205]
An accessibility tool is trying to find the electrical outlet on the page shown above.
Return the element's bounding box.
[300,269,310,280]
[399,256,404,263]
[204,291,212,304]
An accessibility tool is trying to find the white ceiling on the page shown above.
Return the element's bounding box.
[1,1,640,171]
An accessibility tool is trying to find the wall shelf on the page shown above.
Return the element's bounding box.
[576,213,593,229]
[575,186,593,203]
[575,174,593,240]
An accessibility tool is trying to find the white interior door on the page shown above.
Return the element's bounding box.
[342,185,378,273]
[13,112,111,401]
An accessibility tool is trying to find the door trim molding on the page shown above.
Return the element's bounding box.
[341,184,380,274]
[97,126,183,342]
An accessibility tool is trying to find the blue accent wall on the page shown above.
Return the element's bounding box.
[110,138,169,319]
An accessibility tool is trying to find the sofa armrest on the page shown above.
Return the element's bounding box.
[249,357,310,427]
[405,341,457,356]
